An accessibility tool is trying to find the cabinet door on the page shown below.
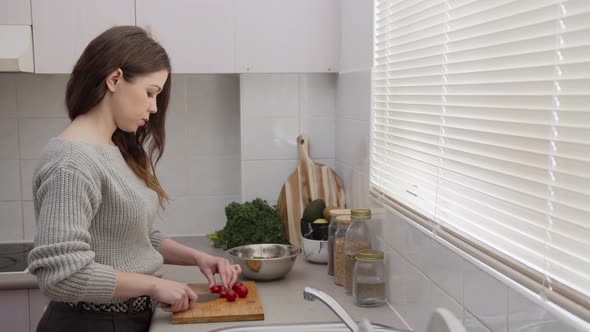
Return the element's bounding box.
[0,0,31,24]
[136,0,235,73]
[0,289,29,332]
[31,0,135,73]
[29,289,50,332]
[235,0,340,73]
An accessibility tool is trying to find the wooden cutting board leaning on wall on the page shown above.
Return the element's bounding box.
[277,135,346,246]
[171,281,264,324]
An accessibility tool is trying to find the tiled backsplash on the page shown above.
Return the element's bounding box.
[240,73,337,205]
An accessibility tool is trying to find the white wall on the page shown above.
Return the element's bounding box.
[240,73,337,205]
[336,1,585,332]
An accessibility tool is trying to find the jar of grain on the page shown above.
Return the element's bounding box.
[353,249,386,307]
[334,215,351,286]
[344,208,372,295]
[328,209,350,276]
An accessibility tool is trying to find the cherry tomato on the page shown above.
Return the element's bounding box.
[226,290,237,302]
[210,285,222,293]
[235,285,248,298]
[232,281,245,293]
[219,289,227,298]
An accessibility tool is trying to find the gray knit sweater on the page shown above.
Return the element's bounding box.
[27,137,168,304]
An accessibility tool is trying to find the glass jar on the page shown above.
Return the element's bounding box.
[334,215,351,286]
[328,209,350,276]
[353,249,386,307]
[344,208,372,294]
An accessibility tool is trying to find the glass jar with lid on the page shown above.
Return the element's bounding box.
[328,209,350,276]
[344,208,372,294]
[353,249,386,307]
[334,215,351,286]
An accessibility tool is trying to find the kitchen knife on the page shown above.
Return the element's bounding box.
[156,292,219,308]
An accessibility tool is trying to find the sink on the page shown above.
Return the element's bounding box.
[209,287,413,332]
[208,321,411,332]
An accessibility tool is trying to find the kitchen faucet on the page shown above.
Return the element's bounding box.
[303,287,411,332]
[303,287,360,332]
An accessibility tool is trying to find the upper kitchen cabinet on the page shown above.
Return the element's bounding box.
[136,0,235,73]
[31,0,135,73]
[0,0,31,24]
[235,0,340,73]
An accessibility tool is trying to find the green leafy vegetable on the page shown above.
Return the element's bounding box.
[207,198,288,249]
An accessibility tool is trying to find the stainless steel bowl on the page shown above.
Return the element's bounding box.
[226,244,301,281]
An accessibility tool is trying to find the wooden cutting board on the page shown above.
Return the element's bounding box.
[277,135,346,246]
[171,281,264,324]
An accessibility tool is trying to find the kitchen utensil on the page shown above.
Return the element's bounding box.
[157,292,220,309]
[171,281,264,324]
[226,243,301,281]
[277,135,346,246]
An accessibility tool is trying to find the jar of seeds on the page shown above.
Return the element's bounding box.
[328,209,350,276]
[334,215,351,286]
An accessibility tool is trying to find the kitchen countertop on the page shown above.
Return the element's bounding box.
[0,271,37,289]
[149,236,407,332]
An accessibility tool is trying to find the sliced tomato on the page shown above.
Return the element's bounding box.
[219,289,227,298]
[210,285,222,293]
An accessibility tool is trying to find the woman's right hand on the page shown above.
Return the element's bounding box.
[151,278,198,312]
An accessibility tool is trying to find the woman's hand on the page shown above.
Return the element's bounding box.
[195,252,242,289]
[151,278,198,313]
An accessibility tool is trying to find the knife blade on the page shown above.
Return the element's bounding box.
[156,292,220,309]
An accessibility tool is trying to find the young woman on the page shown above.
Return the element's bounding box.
[27,26,241,332]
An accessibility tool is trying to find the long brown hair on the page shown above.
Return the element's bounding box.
[66,26,171,207]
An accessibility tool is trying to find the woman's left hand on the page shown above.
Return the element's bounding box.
[195,253,242,289]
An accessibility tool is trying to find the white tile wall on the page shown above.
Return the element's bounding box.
[0,202,23,241]
[426,238,465,304]
[189,156,241,196]
[464,309,493,332]
[186,75,240,158]
[242,116,299,160]
[0,119,19,159]
[16,75,69,118]
[0,74,18,118]
[239,73,338,204]
[154,195,241,236]
[463,261,508,332]
[23,201,35,241]
[431,284,463,323]
[157,74,241,235]
[508,290,578,332]
[20,159,37,201]
[240,74,299,118]
[242,159,299,203]
[18,118,70,159]
[0,160,21,201]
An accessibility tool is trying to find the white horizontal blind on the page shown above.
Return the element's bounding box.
[372,0,590,307]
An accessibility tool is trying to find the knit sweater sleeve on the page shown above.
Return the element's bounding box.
[27,166,117,303]
[149,228,168,252]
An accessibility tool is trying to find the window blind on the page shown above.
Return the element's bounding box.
[372,0,590,319]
